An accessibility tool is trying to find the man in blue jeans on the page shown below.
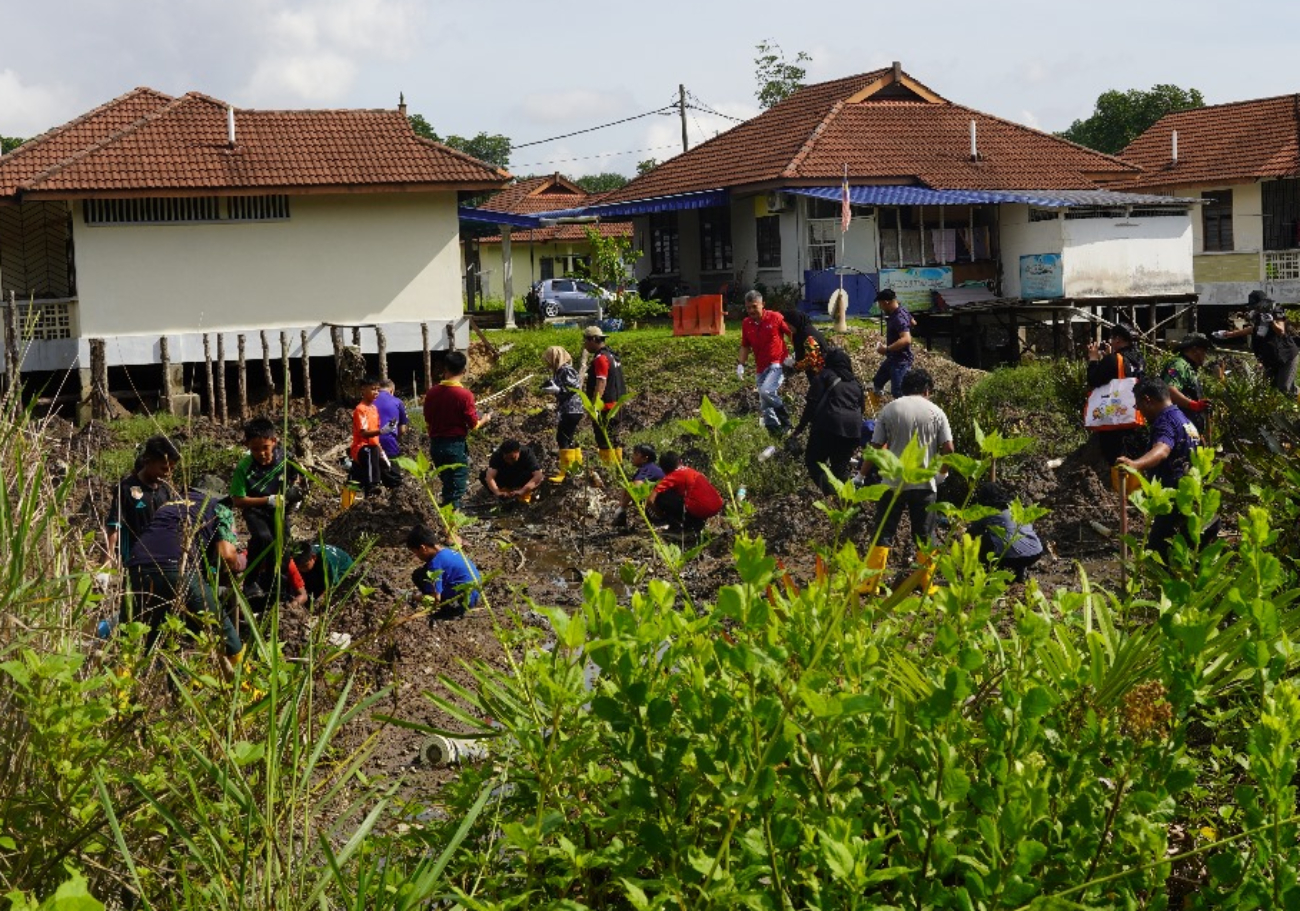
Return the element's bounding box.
[422,351,492,508]
[737,289,793,436]
[870,289,915,405]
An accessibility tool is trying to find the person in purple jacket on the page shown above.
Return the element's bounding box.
[374,379,408,489]
[1116,377,1220,562]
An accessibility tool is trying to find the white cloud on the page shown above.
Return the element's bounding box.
[517,89,638,126]
[246,54,358,103]
[0,70,78,138]
[1019,109,1042,130]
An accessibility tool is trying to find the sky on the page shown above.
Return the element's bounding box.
[4,0,1298,179]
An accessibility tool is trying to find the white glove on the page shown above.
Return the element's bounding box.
[379,420,398,435]
[736,364,745,379]
[265,494,279,508]
[1211,330,1229,340]
[782,355,796,368]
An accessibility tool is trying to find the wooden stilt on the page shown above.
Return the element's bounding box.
[280,331,292,400]
[90,338,108,421]
[351,326,361,348]
[159,336,175,410]
[421,322,432,391]
[260,329,275,398]
[301,329,313,409]
[4,292,19,391]
[236,334,248,420]
[203,334,215,418]
[331,326,343,383]
[216,335,228,424]
[376,326,388,385]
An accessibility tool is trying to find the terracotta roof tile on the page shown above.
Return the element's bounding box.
[1117,94,1300,188]
[477,221,632,244]
[3,89,508,199]
[477,174,591,214]
[600,68,1137,203]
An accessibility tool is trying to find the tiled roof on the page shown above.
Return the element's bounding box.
[1,89,508,199]
[477,173,591,214]
[477,221,633,244]
[1117,94,1300,189]
[599,67,1138,203]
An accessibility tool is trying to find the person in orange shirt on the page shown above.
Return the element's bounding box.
[350,376,392,497]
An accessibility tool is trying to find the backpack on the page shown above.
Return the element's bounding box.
[586,346,626,405]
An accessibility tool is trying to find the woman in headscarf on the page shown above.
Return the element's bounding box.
[541,345,585,482]
[782,310,828,376]
[789,348,865,494]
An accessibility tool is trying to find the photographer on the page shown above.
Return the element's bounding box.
[1213,292,1298,396]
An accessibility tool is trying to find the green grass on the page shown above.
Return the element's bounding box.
[91,413,244,483]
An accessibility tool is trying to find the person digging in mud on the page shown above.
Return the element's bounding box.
[968,481,1044,584]
[1213,292,1299,397]
[106,434,182,563]
[286,541,355,605]
[230,418,306,601]
[786,348,865,495]
[374,378,408,488]
[123,475,247,678]
[407,524,483,621]
[869,288,914,407]
[481,439,544,503]
[737,289,793,436]
[582,326,627,466]
[349,376,393,498]
[647,452,725,533]
[1115,377,1220,564]
[1160,333,1214,438]
[613,443,666,526]
[423,350,492,509]
[1086,322,1146,466]
[540,345,585,482]
[859,368,953,593]
[782,309,827,377]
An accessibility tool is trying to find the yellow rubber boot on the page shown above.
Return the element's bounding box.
[614,447,624,464]
[599,448,618,467]
[549,448,579,483]
[857,545,890,595]
[916,551,939,596]
[867,389,884,413]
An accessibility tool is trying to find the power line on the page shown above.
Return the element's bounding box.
[514,106,677,149]
[685,91,747,123]
[513,144,678,169]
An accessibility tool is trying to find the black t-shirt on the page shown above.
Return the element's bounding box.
[488,447,541,489]
[107,473,174,559]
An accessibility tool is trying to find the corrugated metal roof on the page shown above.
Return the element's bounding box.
[787,186,1198,208]
[537,189,728,219]
[458,207,544,229]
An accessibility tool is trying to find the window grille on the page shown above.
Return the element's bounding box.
[84,195,289,225]
[227,195,290,221]
[698,207,733,272]
[649,213,679,274]
[1265,250,1300,281]
[1064,206,1127,220]
[756,215,781,268]
[806,219,839,271]
[1028,208,1059,222]
[1202,190,1234,252]
[1129,206,1189,218]
[10,301,74,340]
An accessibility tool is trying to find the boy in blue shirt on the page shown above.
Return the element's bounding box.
[407,524,482,621]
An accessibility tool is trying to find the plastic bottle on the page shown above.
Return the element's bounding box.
[737,487,747,501]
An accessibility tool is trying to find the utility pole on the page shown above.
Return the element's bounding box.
[679,84,689,153]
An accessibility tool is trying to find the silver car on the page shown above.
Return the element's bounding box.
[531,279,609,317]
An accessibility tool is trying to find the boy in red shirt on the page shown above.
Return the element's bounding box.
[422,351,491,508]
[648,451,725,532]
[582,326,628,465]
[737,289,793,435]
[349,376,390,497]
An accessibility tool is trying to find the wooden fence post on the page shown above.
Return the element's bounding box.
[351,326,362,348]
[203,333,215,418]
[159,336,175,411]
[280,331,292,401]
[376,326,388,385]
[301,329,313,409]
[236,334,248,420]
[216,335,228,424]
[260,329,275,398]
[421,322,432,391]
[90,338,108,421]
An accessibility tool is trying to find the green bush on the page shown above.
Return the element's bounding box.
[607,292,668,322]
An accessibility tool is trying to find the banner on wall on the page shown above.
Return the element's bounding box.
[877,267,952,313]
[1020,253,1064,299]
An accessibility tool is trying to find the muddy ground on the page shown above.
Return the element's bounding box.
[55,331,1188,799]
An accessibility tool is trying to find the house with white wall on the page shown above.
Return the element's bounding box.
[1118,94,1300,306]
[560,64,1194,325]
[0,87,508,374]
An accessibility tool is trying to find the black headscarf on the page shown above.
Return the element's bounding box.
[783,310,827,361]
[822,347,856,383]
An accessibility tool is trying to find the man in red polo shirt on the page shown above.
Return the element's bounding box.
[422,350,491,508]
[648,451,725,532]
[737,289,793,435]
[582,326,627,465]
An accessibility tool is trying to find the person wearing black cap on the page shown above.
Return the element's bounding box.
[582,325,627,464]
[869,289,914,405]
[1213,292,1298,396]
[1086,322,1146,464]
[1160,333,1214,437]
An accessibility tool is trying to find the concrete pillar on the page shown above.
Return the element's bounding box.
[502,225,516,329]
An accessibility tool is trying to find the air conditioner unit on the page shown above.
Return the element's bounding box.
[765,191,787,213]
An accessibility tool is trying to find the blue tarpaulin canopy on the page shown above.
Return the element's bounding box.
[536,189,728,220]
[457,207,545,229]
[786,186,1195,208]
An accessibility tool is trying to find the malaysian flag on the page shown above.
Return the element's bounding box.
[840,169,851,234]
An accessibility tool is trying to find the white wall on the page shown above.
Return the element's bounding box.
[999,205,1064,298]
[1061,216,1194,297]
[72,192,464,337]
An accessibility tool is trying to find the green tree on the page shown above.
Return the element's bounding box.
[635,158,658,176]
[1059,84,1206,154]
[407,113,511,170]
[754,40,811,109]
[576,172,629,193]
[2,135,26,154]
